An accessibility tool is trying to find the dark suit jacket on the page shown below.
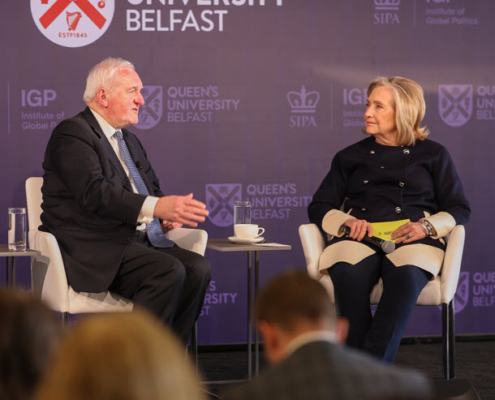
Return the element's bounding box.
[222,340,432,400]
[40,107,164,292]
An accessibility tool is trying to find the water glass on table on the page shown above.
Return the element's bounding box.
[233,201,265,240]
[234,201,251,224]
[234,200,251,235]
[8,208,27,251]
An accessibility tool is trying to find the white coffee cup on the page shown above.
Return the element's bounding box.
[234,224,265,239]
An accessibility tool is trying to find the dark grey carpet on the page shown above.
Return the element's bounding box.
[197,341,494,399]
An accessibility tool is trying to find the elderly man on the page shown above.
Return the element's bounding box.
[223,271,433,400]
[40,57,210,343]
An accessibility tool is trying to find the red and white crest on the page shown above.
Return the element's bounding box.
[31,0,114,48]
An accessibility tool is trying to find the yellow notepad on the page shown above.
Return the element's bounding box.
[371,219,410,242]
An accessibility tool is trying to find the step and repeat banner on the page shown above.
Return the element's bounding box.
[1,0,494,343]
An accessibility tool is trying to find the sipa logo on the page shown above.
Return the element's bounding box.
[439,85,473,127]
[373,0,401,25]
[206,184,242,227]
[135,86,163,130]
[374,0,401,11]
[287,85,320,128]
[31,0,115,48]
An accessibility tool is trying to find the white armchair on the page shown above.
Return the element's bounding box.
[299,223,465,380]
[26,177,207,361]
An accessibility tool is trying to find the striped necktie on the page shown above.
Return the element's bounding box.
[114,130,174,248]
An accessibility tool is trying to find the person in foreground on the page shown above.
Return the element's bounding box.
[34,310,206,400]
[40,57,211,343]
[0,289,63,400]
[308,76,470,362]
[222,271,433,400]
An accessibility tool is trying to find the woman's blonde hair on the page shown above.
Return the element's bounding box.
[367,76,429,146]
[35,310,205,400]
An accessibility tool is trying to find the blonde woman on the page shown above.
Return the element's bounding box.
[35,310,205,400]
[308,77,470,362]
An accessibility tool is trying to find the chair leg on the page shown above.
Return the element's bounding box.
[442,301,456,379]
[191,321,198,374]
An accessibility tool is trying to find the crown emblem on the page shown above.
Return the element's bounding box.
[374,0,401,11]
[287,86,320,114]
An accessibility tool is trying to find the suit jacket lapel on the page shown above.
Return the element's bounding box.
[82,108,133,192]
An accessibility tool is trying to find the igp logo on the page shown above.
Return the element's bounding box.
[135,86,163,130]
[206,184,242,227]
[31,0,114,48]
[439,85,473,127]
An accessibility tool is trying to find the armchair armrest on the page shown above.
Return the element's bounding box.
[29,230,70,312]
[439,225,465,304]
[299,224,326,279]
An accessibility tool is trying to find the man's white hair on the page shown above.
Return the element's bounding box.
[83,57,135,104]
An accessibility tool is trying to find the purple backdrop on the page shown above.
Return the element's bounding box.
[1,0,494,344]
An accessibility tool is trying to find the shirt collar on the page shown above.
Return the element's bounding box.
[284,330,337,358]
[89,107,118,140]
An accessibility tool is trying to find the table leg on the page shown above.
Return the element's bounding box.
[12,258,16,288]
[5,257,10,287]
[254,251,260,376]
[247,250,252,380]
[30,256,36,292]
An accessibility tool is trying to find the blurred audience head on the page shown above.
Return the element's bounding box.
[255,270,348,364]
[35,309,205,400]
[0,289,62,400]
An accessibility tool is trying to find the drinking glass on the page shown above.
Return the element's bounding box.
[8,208,27,251]
[233,201,251,236]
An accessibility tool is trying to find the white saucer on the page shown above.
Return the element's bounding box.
[228,236,264,244]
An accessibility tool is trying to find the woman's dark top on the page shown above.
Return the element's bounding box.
[308,137,470,251]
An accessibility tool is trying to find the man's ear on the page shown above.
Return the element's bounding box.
[96,88,109,108]
[258,321,276,347]
[257,321,281,363]
[336,317,349,344]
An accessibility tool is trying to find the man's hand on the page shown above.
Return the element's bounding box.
[161,221,183,231]
[154,193,209,228]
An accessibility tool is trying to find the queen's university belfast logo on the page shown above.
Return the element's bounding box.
[206,184,242,227]
[31,0,114,48]
[439,85,473,127]
[135,86,163,130]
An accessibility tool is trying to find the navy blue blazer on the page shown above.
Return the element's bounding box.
[40,107,164,292]
[308,137,470,250]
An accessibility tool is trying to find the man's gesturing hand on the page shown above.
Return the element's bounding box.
[154,193,209,228]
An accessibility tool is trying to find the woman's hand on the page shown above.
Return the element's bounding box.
[343,218,373,242]
[392,221,426,244]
